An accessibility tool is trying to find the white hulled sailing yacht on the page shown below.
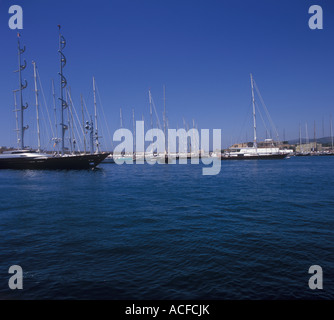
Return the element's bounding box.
[221,74,290,160]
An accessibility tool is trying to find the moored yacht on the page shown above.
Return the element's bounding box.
[0,29,108,170]
[221,74,290,160]
[221,146,288,160]
[0,150,108,169]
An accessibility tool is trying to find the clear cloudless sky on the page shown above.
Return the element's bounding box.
[0,0,334,150]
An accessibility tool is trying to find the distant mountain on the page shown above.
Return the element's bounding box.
[288,136,333,145]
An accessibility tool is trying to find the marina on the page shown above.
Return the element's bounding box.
[5,36,333,165]
[1,0,333,305]
[2,32,333,166]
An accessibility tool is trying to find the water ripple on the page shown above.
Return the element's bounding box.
[0,157,334,299]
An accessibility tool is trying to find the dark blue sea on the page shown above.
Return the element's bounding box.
[0,156,333,300]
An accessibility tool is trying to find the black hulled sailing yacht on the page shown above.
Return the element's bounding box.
[0,29,109,169]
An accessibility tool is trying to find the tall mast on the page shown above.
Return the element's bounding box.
[187,123,191,152]
[52,79,57,134]
[182,118,187,152]
[16,34,28,150]
[93,76,100,153]
[32,61,41,152]
[81,94,86,154]
[330,116,333,150]
[68,88,75,153]
[66,89,72,154]
[149,89,153,131]
[52,79,59,152]
[314,120,316,152]
[250,73,257,151]
[89,115,94,153]
[305,122,309,153]
[120,108,123,128]
[299,123,302,153]
[163,85,166,154]
[132,108,136,155]
[192,119,195,152]
[58,25,68,155]
[13,90,20,149]
[149,89,153,155]
[192,119,199,153]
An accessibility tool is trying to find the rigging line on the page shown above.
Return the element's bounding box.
[12,91,20,148]
[46,80,53,117]
[195,124,199,151]
[82,97,91,120]
[67,90,75,153]
[67,90,83,152]
[253,81,280,141]
[36,68,55,138]
[34,73,51,148]
[42,79,54,145]
[49,80,60,152]
[142,115,149,132]
[96,84,114,149]
[99,126,105,151]
[192,120,198,151]
[68,90,85,137]
[256,88,279,140]
[82,97,92,151]
[34,80,51,149]
[255,101,271,140]
[71,109,82,154]
[97,115,106,152]
[150,94,162,129]
[95,106,104,151]
[66,104,73,153]
[236,101,253,145]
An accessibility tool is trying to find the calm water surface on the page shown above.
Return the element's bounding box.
[0,156,333,299]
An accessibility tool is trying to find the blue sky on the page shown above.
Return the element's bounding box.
[0,0,334,150]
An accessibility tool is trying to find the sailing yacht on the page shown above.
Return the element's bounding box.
[0,149,109,169]
[148,87,170,163]
[0,29,109,170]
[111,108,135,163]
[221,74,289,160]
